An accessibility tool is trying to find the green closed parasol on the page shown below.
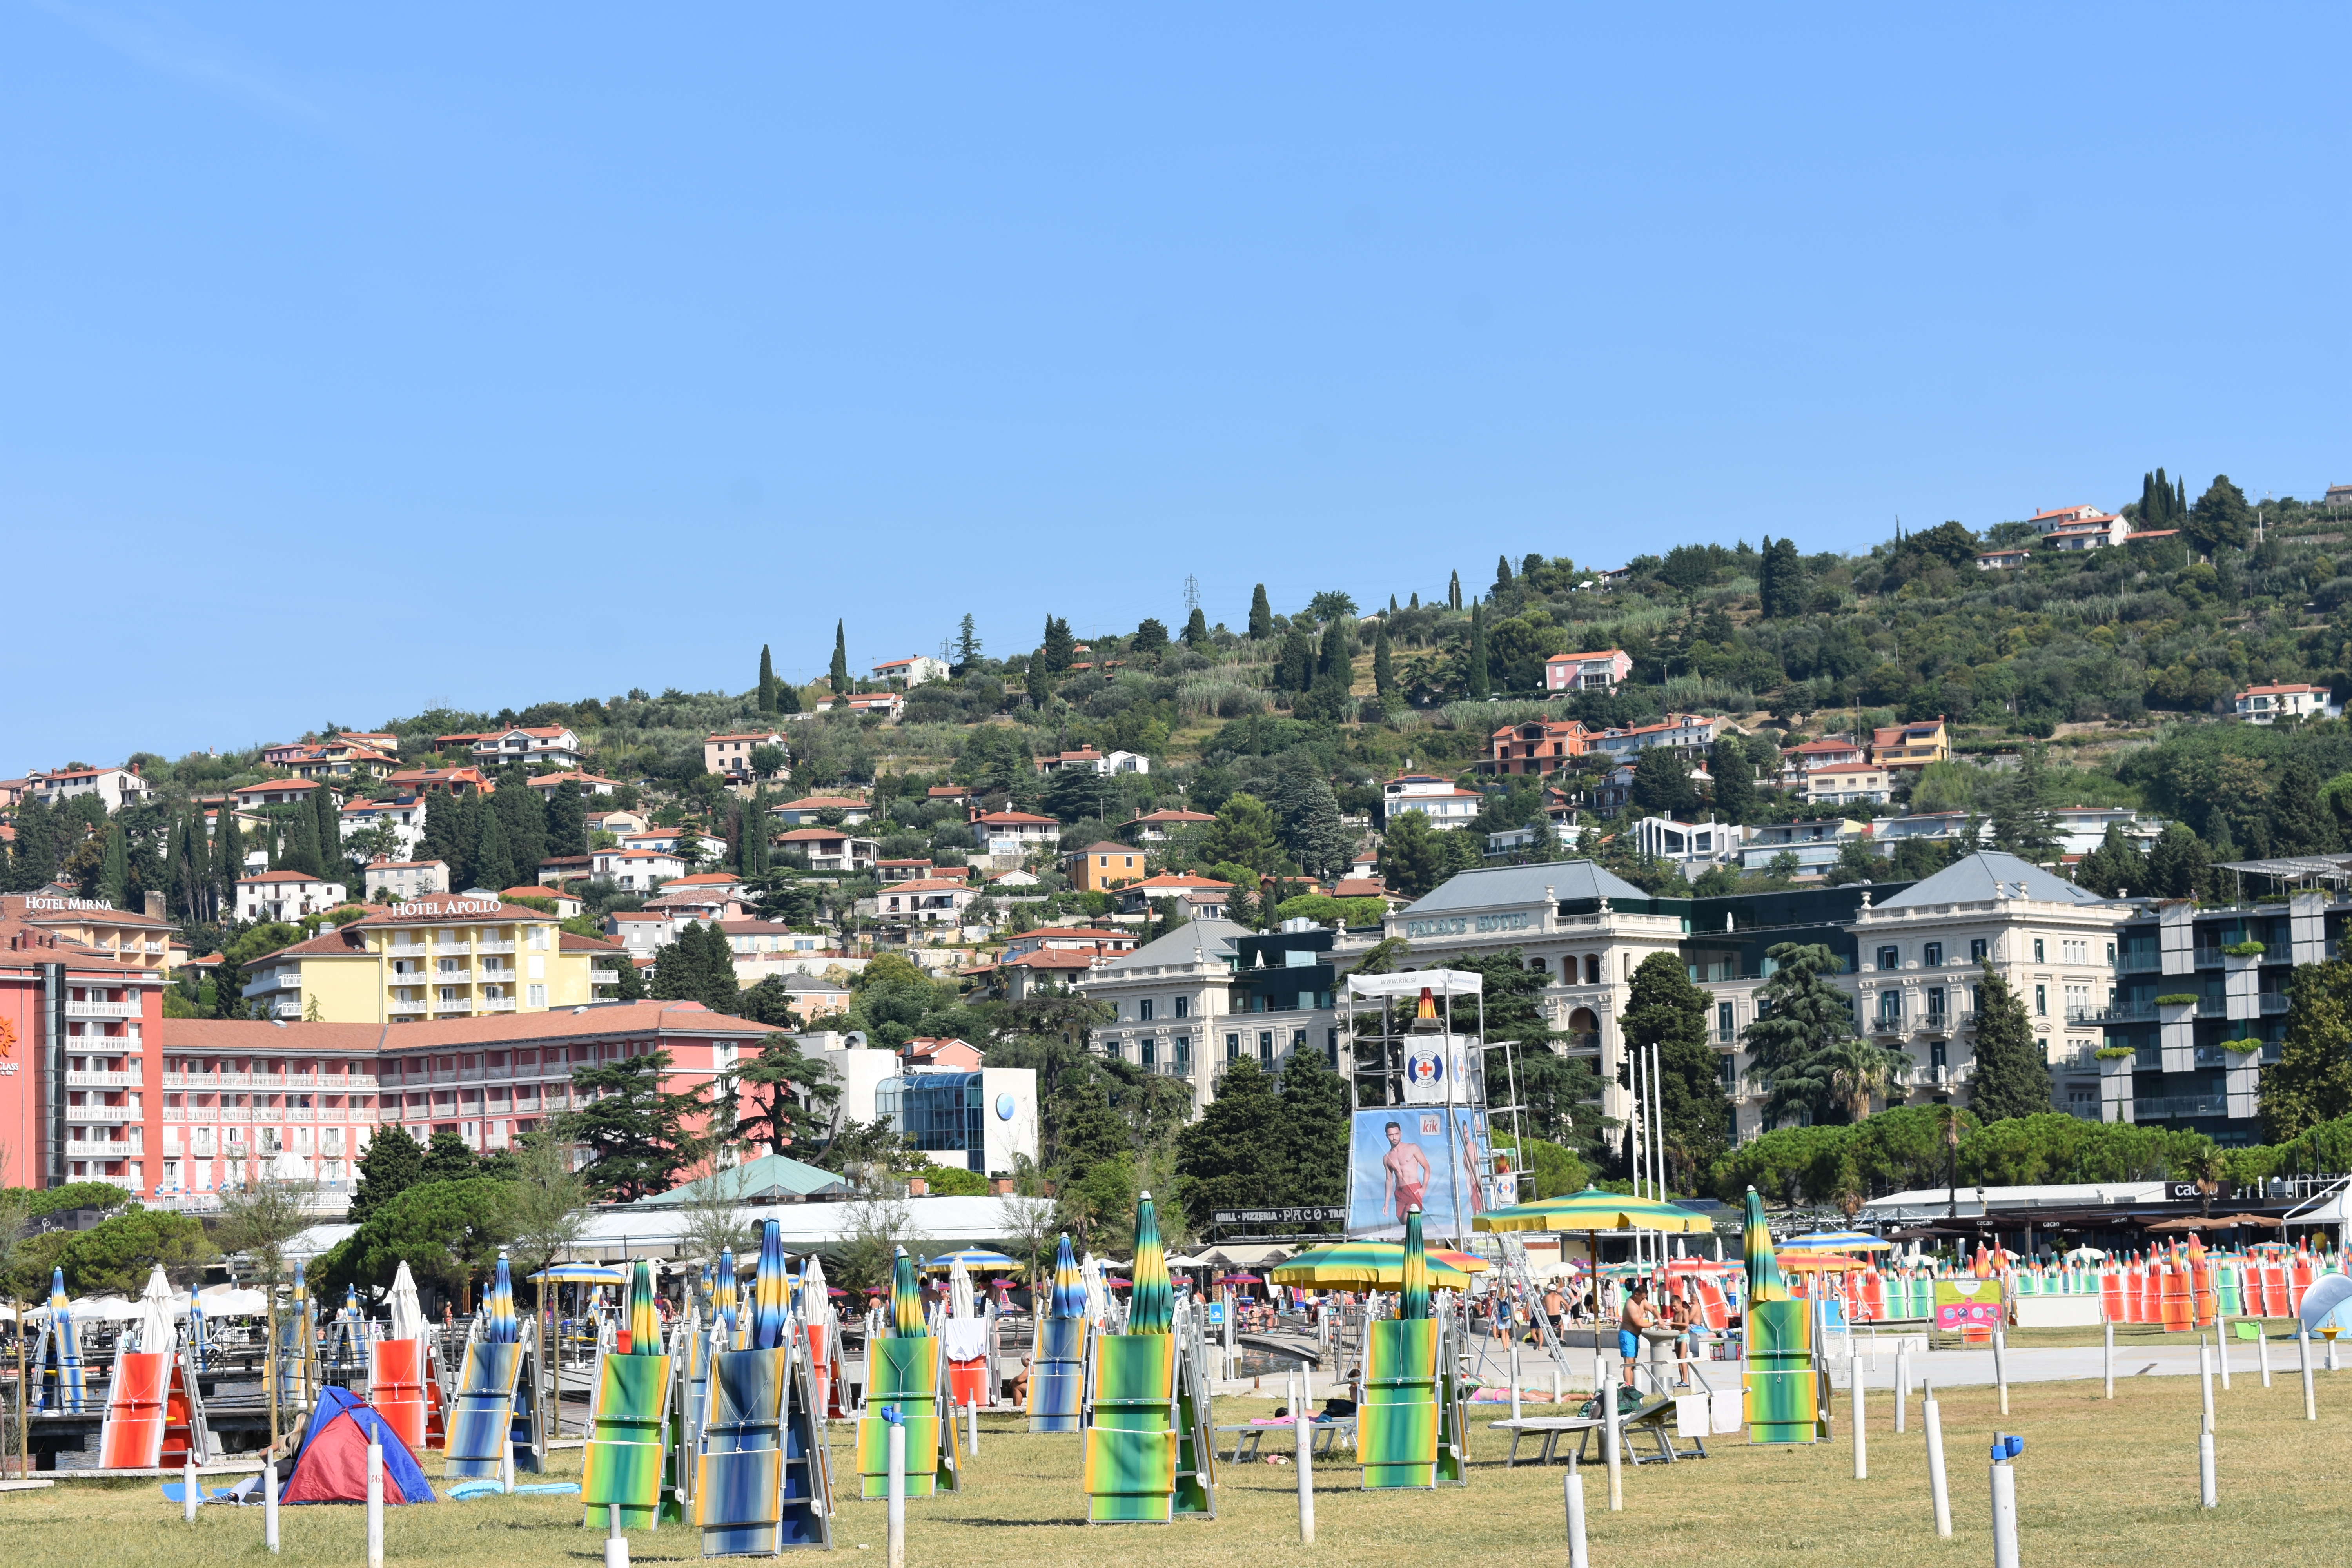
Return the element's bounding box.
[1744,1186,1788,1303]
[1400,1207,1432,1320]
[1127,1191,1172,1334]
[890,1246,927,1338]
[625,1257,660,1353]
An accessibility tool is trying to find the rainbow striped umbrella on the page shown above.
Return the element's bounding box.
[1744,1187,1788,1304]
[485,1250,519,1343]
[625,1258,661,1354]
[890,1247,927,1338]
[42,1266,83,1411]
[1127,1191,1172,1335]
[1400,1207,1432,1320]
[1269,1243,1478,1290]
[750,1220,791,1350]
[714,1245,739,1347]
[1048,1234,1085,1319]
[1474,1185,1713,1235]
[343,1284,362,1321]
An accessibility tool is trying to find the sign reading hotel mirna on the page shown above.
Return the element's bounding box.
[1403,909,1536,940]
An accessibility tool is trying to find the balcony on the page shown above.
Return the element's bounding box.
[162,1106,187,1121]
[2261,994,2290,1015]
[64,998,141,1019]
[430,966,472,982]
[213,1073,253,1089]
[2197,997,2230,1019]
[65,1070,134,1088]
[65,1104,133,1123]
[2134,1094,2230,1121]
[2115,953,2163,974]
[590,967,621,985]
[344,1074,379,1090]
[1563,1031,1600,1055]
[2073,1003,2155,1024]
[475,939,516,953]
[70,1139,138,1158]
[283,1106,316,1121]
[479,998,518,1013]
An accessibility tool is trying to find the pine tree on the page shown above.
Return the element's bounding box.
[829,621,850,691]
[471,799,513,892]
[731,1033,842,1156]
[2259,959,2352,1140]
[1621,952,1733,1190]
[1276,1047,1352,1206]
[955,613,982,665]
[1272,754,1350,879]
[1742,942,1857,1128]
[776,675,801,714]
[1040,616,1075,674]
[1965,961,2051,1120]
[2271,757,2338,856]
[347,1126,425,1224]
[1181,607,1209,647]
[561,1046,712,1201]
[1172,1057,1287,1216]
[1373,622,1396,698]
[1466,602,1491,699]
[1248,584,1274,641]
[758,644,777,713]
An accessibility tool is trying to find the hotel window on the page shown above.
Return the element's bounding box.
[2034,938,2045,963]
[2035,984,2047,1017]
[1139,998,1154,1022]
[1717,1002,1734,1039]
[1141,1037,1156,1070]
[528,985,545,1007]
[1173,1036,1192,1074]
[1258,1031,1274,1065]
[1924,942,1943,968]
[1876,946,1900,972]
[1876,991,1901,1025]
[1173,996,1189,1020]
[1225,1033,1240,1063]
[1969,938,1988,963]
[1927,986,1946,1021]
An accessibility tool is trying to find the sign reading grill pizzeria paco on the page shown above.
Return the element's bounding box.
[1210,1206,1346,1226]
[1403,910,1536,940]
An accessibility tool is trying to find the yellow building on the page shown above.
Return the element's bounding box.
[1869,717,1951,771]
[237,893,611,1023]
[1067,841,1147,892]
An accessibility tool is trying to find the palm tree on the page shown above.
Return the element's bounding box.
[2189,1148,2229,1216]
[1817,1036,1915,1123]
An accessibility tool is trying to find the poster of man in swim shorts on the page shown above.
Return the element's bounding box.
[1344,1107,1490,1240]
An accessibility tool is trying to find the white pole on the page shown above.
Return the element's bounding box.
[1895,1348,1909,1434]
[2258,1323,2272,1388]
[966,1396,979,1459]
[2217,1321,2231,1390]
[1294,1374,1315,1545]
[2198,1339,2214,1434]
[1603,1383,1622,1512]
[1564,1472,1589,1568]
[1551,1368,1562,1406]
[183,1446,199,1524]
[2330,1333,2340,1374]
[367,1443,386,1568]
[265,1450,280,1552]
[605,1505,625,1568]
[1851,1358,1867,1480]
[1923,1383,1951,1539]
[1993,1329,2008,1417]
[2302,1327,2317,1421]
[2103,1319,2114,1399]
[886,1419,907,1568]
[2198,1428,2217,1509]
[1990,1451,2020,1568]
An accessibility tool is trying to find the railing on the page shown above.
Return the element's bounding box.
[480,998,518,1013]
[64,1070,134,1087]
[475,939,516,953]
[431,966,472,981]
[2193,1045,2230,1068]
[64,1105,132,1123]
[162,1107,186,1121]
[590,967,620,984]
[2197,997,2230,1018]
[2134,1094,2229,1120]
[73,1139,138,1157]
[2073,1003,2155,1024]
[64,998,142,1019]
[283,1106,316,1121]
[1563,1031,1600,1054]
[2262,994,2290,1014]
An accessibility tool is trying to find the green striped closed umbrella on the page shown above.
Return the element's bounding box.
[1127,1191,1172,1335]
[1744,1186,1788,1304]
[890,1247,928,1338]
[1473,1184,1714,1235]
[1400,1207,1432,1321]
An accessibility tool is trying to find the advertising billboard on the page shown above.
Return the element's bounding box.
[1343,1106,1492,1241]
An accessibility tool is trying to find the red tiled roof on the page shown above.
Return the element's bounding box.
[240,869,341,885]
[1130,809,1215,824]
[1119,872,1233,892]
[2241,682,2327,697]
[1072,842,1132,855]
[973,811,1057,826]
[774,828,853,842]
[1005,949,1099,970]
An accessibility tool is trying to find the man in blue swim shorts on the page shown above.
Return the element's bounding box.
[1618,1281,1657,1389]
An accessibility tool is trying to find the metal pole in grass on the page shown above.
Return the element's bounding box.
[1895,1347,1909,1434]
[966,1395,979,1459]
[183,1444,199,1524]
[1993,1328,2009,1417]
[1603,1383,1623,1512]
[1923,1381,1951,1539]
[2257,1323,2272,1388]
[1293,1372,1315,1546]
[366,1441,385,1568]
[1851,1357,1866,1480]
[886,1410,907,1568]
[1989,1435,2023,1568]
[605,1504,626,1568]
[1509,1338,1522,1423]
[2301,1327,2317,1421]
[2199,1425,2218,1509]
[1564,1471,1589,1568]
[2198,1338,2214,1434]
[2217,1320,2231,1390]
[2103,1319,2115,1399]
[264,1448,280,1552]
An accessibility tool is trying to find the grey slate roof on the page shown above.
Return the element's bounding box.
[1400,860,1646,916]
[1096,918,1248,971]
[632,1151,850,1206]
[1872,849,2108,909]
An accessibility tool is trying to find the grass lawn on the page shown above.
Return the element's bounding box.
[7,1371,2351,1566]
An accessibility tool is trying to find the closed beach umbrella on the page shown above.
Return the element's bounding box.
[1400,1207,1432,1321]
[948,1257,975,1320]
[1127,1191,1172,1335]
[484,1251,518,1344]
[750,1220,790,1350]
[625,1258,661,1354]
[389,1262,425,1341]
[1745,1187,1788,1304]
[134,1264,176,1355]
[890,1247,928,1338]
[1081,1252,1108,1323]
[714,1246,739,1346]
[1049,1235,1085,1319]
[799,1251,829,1324]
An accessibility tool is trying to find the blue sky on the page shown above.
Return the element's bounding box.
[5,5,2348,765]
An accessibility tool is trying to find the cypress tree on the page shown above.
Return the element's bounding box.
[758,644,777,713]
[1448,570,1462,610]
[99,821,127,907]
[472,800,514,892]
[287,807,323,878]
[547,780,588,857]
[419,791,465,886]
[1373,622,1396,698]
[1248,584,1274,641]
[829,621,850,691]
[189,808,211,920]
[217,808,244,907]
[316,784,343,885]
[165,814,188,916]
[1467,602,1491,700]
[1494,553,1514,593]
[1182,607,1209,647]
[1410,591,1419,610]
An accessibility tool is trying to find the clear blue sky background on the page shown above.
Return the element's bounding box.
[5,5,2348,766]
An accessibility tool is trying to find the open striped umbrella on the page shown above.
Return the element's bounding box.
[923,1249,1022,1273]
[751,1220,790,1350]
[1270,1243,1477,1290]
[1744,1187,1788,1304]
[1128,1191,1172,1335]
[713,1245,739,1347]
[1401,1207,1432,1320]
[485,1251,519,1344]
[890,1247,927,1338]
[1784,1230,1893,1252]
[1475,1185,1713,1235]
[1049,1234,1084,1319]
[625,1258,661,1354]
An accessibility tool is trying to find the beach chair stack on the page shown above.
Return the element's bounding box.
[855,1250,958,1502]
[584,1260,681,1530]
[1742,1296,1826,1444]
[96,1347,172,1468]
